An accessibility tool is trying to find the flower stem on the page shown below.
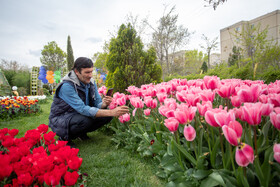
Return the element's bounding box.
[219,128,226,169]
[229,144,237,178]
[174,131,184,169]
[206,124,212,153]
[253,126,258,158]
[192,140,198,159]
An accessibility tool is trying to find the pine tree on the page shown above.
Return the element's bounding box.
[67,35,74,71]
[200,61,208,73]
[105,23,162,93]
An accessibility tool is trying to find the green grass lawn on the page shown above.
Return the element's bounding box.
[0,101,165,187]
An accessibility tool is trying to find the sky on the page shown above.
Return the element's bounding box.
[0,0,279,68]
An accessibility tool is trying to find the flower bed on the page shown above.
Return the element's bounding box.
[0,124,86,186]
[0,96,41,120]
[100,76,280,186]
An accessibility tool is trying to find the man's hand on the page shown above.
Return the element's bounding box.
[111,106,129,117]
[101,96,113,108]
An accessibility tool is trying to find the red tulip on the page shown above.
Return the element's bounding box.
[235,143,254,167]
[64,171,79,186]
[273,144,280,163]
[8,129,19,137]
[164,117,179,132]
[17,173,33,186]
[222,121,242,146]
[67,156,83,170]
[270,112,280,130]
[184,125,196,141]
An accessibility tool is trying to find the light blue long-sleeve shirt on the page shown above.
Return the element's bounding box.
[58,81,103,118]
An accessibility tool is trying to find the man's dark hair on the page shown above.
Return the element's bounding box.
[72,57,93,73]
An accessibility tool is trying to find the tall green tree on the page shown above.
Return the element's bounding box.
[106,23,162,93]
[66,35,75,71]
[40,41,66,71]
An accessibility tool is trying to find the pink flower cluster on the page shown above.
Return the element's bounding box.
[104,77,280,167]
[0,124,83,186]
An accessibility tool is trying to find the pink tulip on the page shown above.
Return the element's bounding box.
[130,97,144,108]
[274,107,280,114]
[268,94,280,107]
[217,84,233,98]
[273,144,280,163]
[197,101,212,116]
[184,125,196,141]
[164,118,179,132]
[230,96,241,107]
[200,90,215,102]
[203,76,220,90]
[242,103,262,125]
[235,143,254,167]
[270,112,280,130]
[260,103,274,116]
[156,93,167,103]
[98,86,107,96]
[176,104,197,123]
[116,96,126,106]
[214,110,235,127]
[164,98,177,110]
[237,84,260,103]
[119,113,130,123]
[144,97,158,109]
[184,93,201,106]
[205,108,224,127]
[222,121,243,146]
[144,109,151,116]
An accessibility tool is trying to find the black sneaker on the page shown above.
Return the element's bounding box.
[77,133,90,141]
[58,137,76,148]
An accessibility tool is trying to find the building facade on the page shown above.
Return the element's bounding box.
[220,10,280,63]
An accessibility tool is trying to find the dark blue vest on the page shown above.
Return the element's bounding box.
[49,80,95,140]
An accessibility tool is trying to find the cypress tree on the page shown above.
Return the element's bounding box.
[67,35,74,71]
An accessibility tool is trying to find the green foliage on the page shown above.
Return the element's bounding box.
[93,52,108,74]
[2,69,16,86]
[40,41,66,71]
[66,35,74,71]
[105,23,162,93]
[184,50,206,75]
[257,65,280,84]
[12,71,30,89]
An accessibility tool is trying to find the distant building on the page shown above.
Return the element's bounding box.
[210,53,221,66]
[220,9,280,63]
